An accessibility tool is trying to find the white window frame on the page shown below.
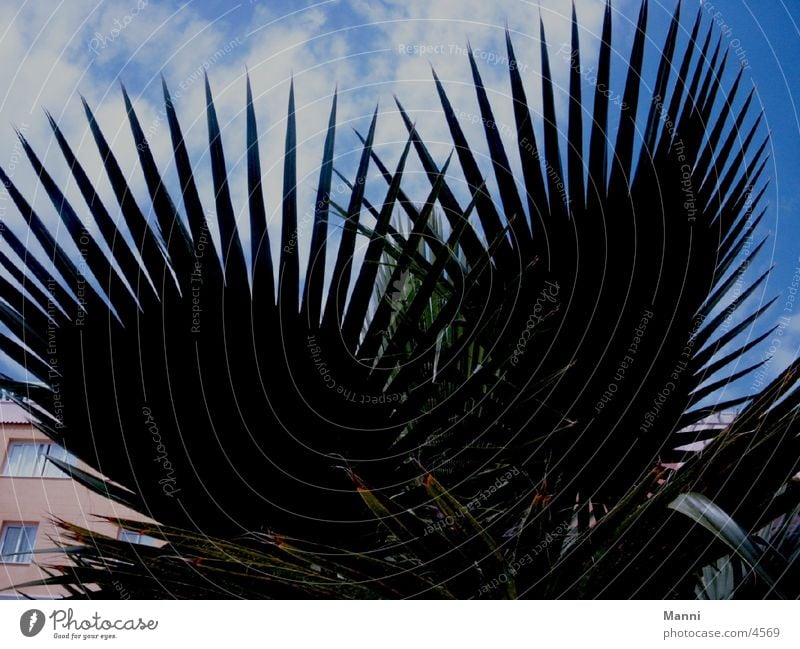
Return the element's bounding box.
[0,523,38,564]
[117,528,158,546]
[2,442,74,478]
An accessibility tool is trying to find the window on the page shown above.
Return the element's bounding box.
[0,523,37,563]
[2,442,74,478]
[117,529,158,546]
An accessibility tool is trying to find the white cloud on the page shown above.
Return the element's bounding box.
[0,0,649,301]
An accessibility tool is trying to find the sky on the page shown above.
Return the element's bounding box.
[0,0,799,398]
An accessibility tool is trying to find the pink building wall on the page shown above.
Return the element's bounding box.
[0,401,152,599]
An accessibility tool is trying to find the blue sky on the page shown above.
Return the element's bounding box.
[0,0,799,396]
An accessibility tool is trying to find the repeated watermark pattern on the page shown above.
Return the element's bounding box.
[45,276,66,429]
[477,520,571,596]
[423,467,520,536]
[0,122,28,219]
[650,94,697,222]
[398,42,531,72]
[594,308,654,414]
[190,219,212,334]
[306,334,406,404]
[701,1,752,70]
[74,228,90,327]
[556,44,629,110]
[639,313,705,433]
[510,280,560,366]
[143,405,181,497]
[720,212,756,334]
[88,0,148,56]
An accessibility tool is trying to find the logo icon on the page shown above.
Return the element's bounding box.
[20,609,45,637]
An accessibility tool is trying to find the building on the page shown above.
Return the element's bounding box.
[0,399,153,599]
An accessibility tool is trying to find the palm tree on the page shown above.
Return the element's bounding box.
[1,0,797,598]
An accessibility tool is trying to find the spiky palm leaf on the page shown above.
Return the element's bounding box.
[0,0,797,598]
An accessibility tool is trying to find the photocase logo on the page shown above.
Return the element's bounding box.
[20,609,45,637]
